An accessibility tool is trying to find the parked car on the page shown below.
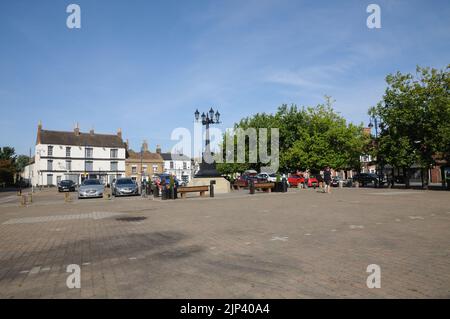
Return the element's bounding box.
[307,175,319,188]
[236,172,258,187]
[393,176,405,184]
[331,176,342,187]
[58,180,76,192]
[78,179,104,199]
[352,173,385,186]
[288,174,305,187]
[256,172,277,183]
[112,178,139,196]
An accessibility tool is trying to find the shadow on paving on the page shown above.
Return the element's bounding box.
[0,230,205,283]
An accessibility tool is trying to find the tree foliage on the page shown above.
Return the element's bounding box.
[217,97,368,174]
[372,65,450,169]
[0,147,17,185]
[0,147,30,185]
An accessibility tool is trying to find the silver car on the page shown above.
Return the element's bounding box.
[78,179,104,199]
[113,178,139,196]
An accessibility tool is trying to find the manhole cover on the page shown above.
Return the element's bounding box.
[116,216,147,222]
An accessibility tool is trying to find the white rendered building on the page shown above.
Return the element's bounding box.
[28,122,126,186]
[158,150,192,184]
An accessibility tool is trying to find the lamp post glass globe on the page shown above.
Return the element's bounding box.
[215,111,220,123]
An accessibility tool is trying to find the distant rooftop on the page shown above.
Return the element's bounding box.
[37,124,125,148]
[160,152,191,161]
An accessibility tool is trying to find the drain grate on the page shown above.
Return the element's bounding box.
[116,216,147,222]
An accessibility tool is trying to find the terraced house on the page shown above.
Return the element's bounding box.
[27,122,126,186]
[125,140,164,182]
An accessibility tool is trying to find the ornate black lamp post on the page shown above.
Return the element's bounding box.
[194,107,221,177]
[369,115,382,183]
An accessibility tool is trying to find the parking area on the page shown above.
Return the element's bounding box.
[0,187,449,298]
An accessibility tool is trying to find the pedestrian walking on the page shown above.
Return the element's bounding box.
[324,166,332,193]
[315,172,324,192]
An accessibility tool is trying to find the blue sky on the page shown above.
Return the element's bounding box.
[0,0,449,156]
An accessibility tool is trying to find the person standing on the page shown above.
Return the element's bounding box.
[324,166,332,193]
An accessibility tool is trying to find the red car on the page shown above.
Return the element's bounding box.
[307,175,319,188]
[288,174,305,187]
[236,173,258,187]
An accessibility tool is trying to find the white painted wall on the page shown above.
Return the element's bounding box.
[32,143,126,186]
[163,159,192,182]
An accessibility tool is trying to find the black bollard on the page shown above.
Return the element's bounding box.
[282,179,288,192]
[249,179,255,195]
[210,180,216,197]
[170,185,174,199]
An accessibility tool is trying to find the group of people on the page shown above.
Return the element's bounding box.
[302,167,333,194]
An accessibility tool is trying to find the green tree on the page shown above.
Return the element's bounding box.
[0,147,17,185]
[217,97,367,175]
[16,155,31,173]
[282,98,367,172]
[372,65,450,187]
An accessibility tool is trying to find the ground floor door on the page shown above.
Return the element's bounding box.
[46,174,53,186]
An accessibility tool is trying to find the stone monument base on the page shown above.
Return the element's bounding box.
[189,177,231,194]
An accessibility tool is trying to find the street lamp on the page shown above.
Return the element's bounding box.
[194,109,200,121]
[194,107,222,177]
[368,115,381,182]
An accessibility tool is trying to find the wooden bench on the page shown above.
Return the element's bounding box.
[233,180,247,190]
[253,182,275,193]
[177,186,209,199]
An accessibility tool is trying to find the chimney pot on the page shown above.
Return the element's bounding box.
[74,122,80,136]
[142,140,149,152]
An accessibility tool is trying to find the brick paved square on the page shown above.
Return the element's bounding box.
[0,188,449,298]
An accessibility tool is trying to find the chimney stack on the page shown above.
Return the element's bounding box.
[117,128,122,139]
[74,122,80,136]
[89,127,94,135]
[156,145,161,154]
[36,120,42,144]
[142,140,149,152]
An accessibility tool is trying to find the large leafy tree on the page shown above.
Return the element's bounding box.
[217,97,367,174]
[372,65,450,186]
[16,155,31,173]
[281,98,367,172]
[0,147,17,185]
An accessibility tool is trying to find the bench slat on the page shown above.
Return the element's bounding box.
[254,183,274,188]
[178,186,209,193]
